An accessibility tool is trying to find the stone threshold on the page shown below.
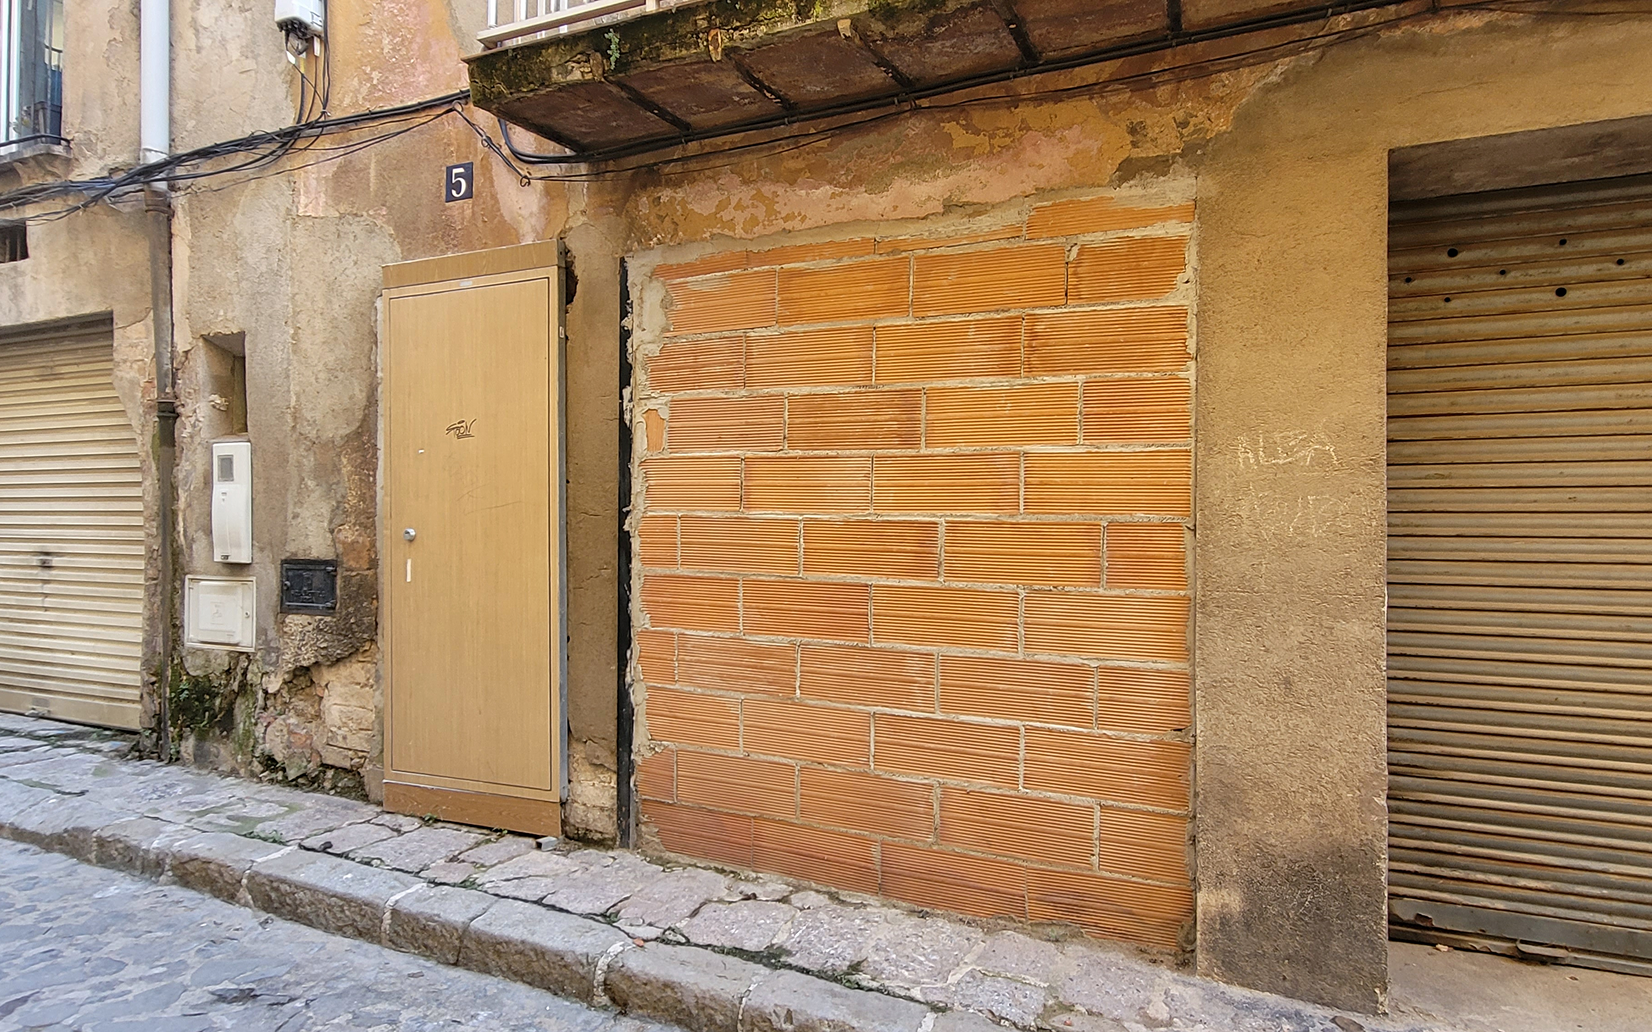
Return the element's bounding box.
[0,715,1449,1032]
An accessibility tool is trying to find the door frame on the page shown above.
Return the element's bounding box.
[377,241,568,834]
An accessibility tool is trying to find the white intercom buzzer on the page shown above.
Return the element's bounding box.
[211,440,253,564]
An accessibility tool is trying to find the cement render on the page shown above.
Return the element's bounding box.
[0,714,1475,1032]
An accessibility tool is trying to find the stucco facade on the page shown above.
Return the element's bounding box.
[2,0,1649,1013]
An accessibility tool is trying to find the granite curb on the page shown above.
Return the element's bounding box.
[0,801,963,1032]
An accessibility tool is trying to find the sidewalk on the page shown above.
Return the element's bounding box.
[0,713,1615,1032]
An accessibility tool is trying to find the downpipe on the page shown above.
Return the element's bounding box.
[142,0,175,760]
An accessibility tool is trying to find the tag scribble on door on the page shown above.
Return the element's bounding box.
[445,418,478,439]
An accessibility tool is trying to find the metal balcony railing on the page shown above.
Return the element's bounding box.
[481,0,703,49]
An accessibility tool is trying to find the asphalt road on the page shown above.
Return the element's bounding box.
[0,839,678,1032]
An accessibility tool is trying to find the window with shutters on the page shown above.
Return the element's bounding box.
[0,0,64,147]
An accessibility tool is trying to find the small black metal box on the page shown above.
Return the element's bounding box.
[280,559,339,615]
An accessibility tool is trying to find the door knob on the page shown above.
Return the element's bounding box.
[403,528,417,542]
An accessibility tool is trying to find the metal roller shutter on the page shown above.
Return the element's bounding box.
[1386,173,1652,973]
[0,319,144,730]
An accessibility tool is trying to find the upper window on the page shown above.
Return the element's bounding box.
[1,0,64,147]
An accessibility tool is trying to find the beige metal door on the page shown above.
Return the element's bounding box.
[382,243,563,835]
[1387,173,1652,972]
[0,318,143,730]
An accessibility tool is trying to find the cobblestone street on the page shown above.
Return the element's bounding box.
[0,839,676,1032]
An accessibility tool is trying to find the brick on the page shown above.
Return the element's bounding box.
[668,269,777,335]
[644,801,754,868]
[1105,522,1187,591]
[1023,728,1189,810]
[787,389,922,451]
[1023,307,1188,376]
[1025,196,1194,239]
[644,409,666,452]
[1070,237,1189,305]
[637,515,678,568]
[874,316,1021,383]
[1096,666,1190,734]
[679,515,799,575]
[872,584,1019,652]
[754,238,875,267]
[874,714,1018,788]
[649,336,743,392]
[1023,592,1187,661]
[802,519,940,580]
[641,573,741,633]
[667,396,785,452]
[873,454,1019,514]
[879,842,1027,922]
[747,327,875,388]
[800,644,936,712]
[1082,378,1191,443]
[1098,808,1189,884]
[939,654,1094,728]
[925,382,1078,448]
[799,768,935,839]
[644,456,742,511]
[779,256,910,325]
[753,819,879,894]
[876,225,1022,255]
[635,629,676,685]
[677,634,797,697]
[912,244,1067,317]
[743,579,871,643]
[743,697,871,767]
[646,687,741,750]
[744,456,871,513]
[939,787,1096,868]
[1023,451,1190,516]
[676,750,797,818]
[943,521,1101,588]
[636,750,676,802]
[1025,867,1192,950]
[657,251,750,281]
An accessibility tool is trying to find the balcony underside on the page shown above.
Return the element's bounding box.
[466,0,1370,160]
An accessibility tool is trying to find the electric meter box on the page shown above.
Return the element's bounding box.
[275,0,325,36]
[185,576,256,651]
[211,440,253,564]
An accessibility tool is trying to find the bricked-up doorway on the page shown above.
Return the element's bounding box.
[628,193,1197,950]
[381,243,565,836]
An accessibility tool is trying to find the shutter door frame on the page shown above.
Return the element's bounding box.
[1386,173,1652,976]
[0,316,145,730]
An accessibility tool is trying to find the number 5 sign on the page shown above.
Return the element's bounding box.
[445,162,474,202]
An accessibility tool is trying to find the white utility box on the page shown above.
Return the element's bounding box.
[185,577,257,651]
[275,0,325,36]
[211,440,253,564]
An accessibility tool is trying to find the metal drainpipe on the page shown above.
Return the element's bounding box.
[141,0,175,760]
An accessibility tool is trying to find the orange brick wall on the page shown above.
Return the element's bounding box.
[631,192,1195,950]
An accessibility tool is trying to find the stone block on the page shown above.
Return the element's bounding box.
[245,849,424,940]
[459,835,536,867]
[385,885,500,964]
[741,970,929,1032]
[301,821,396,855]
[616,867,728,928]
[92,817,182,877]
[922,971,1048,1027]
[3,793,121,861]
[0,777,55,825]
[350,826,484,872]
[680,900,796,952]
[458,898,633,1002]
[607,943,766,1032]
[167,833,290,903]
[861,915,983,988]
[542,852,665,915]
[933,1012,1016,1032]
[778,904,886,975]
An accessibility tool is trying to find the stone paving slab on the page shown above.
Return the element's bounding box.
[0,716,1462,1032]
